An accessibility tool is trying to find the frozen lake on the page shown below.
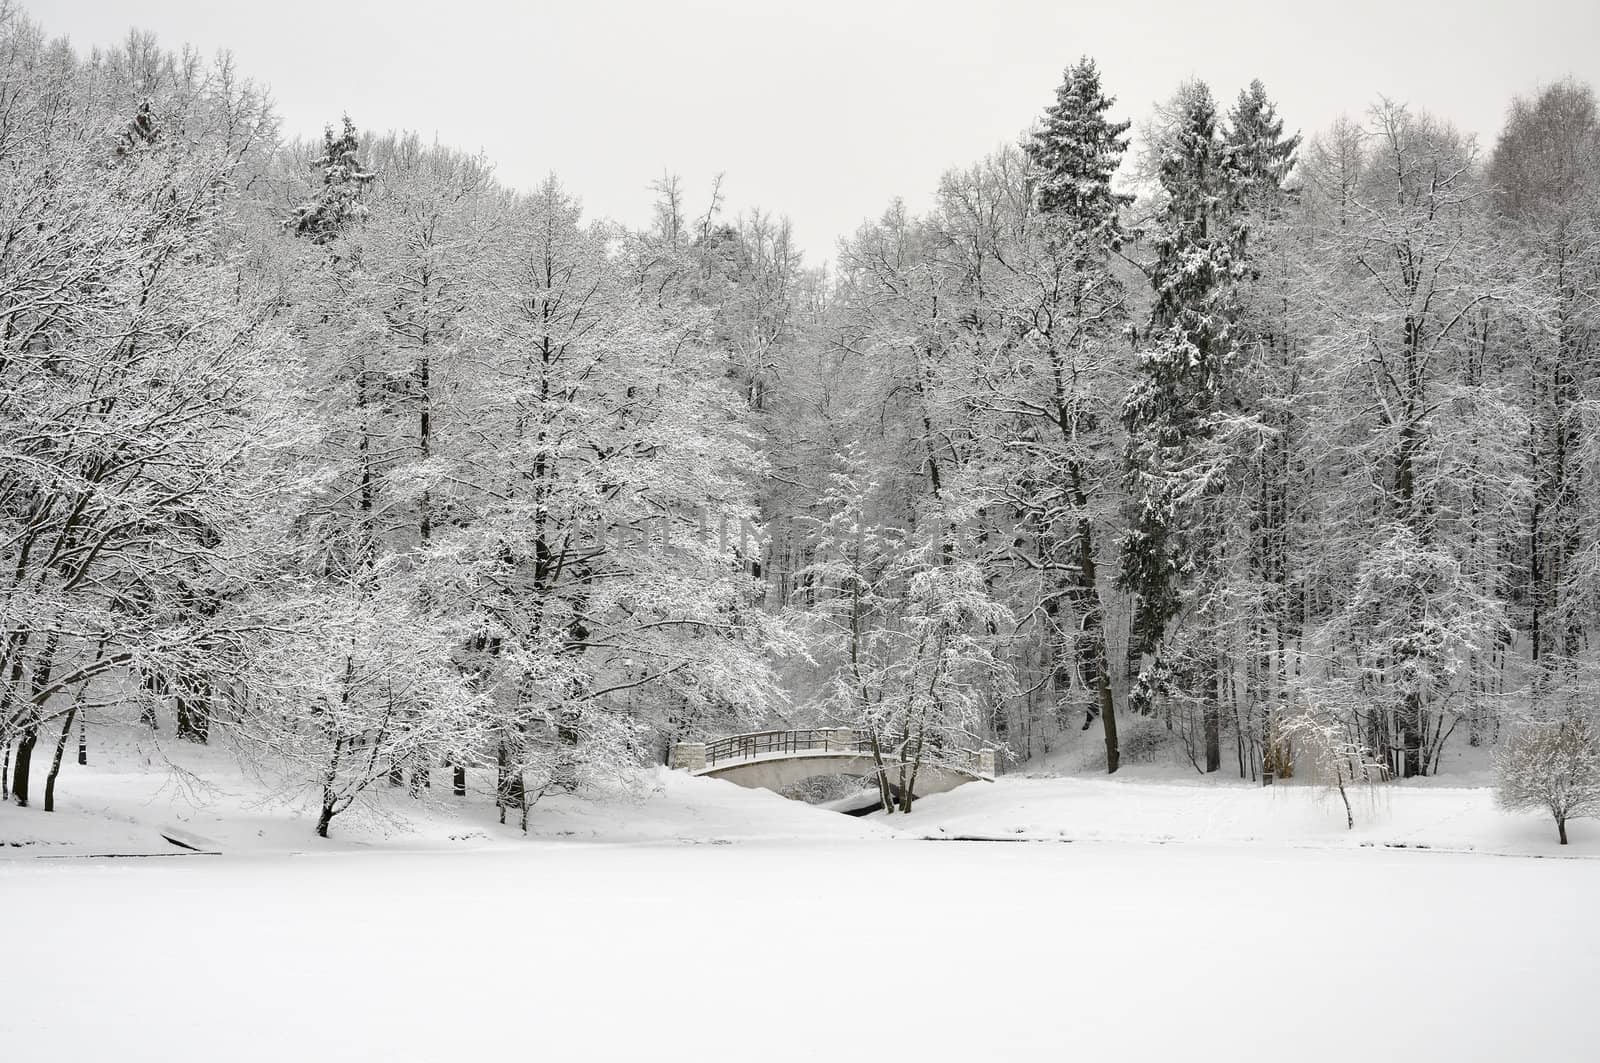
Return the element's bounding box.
[6,837,1595,1062]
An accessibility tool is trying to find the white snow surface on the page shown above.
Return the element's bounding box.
[903,771,1600,856]
[3,727,1598,1061]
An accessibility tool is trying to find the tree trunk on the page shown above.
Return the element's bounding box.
[553,708,579,792]
[899,751,921,815]
[1098,670,1119,775]
[44,708,76,812]
[11,724,37,807]
[316,793,335,838]
[1399,692,1424,778]
[318,737,343,837]
[1203,657,1222,773]
[867,731,894,813]
[1558,815,1568,846]
[1063,475,1119,774]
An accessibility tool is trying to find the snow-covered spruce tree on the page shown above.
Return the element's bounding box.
[1497,715,1600,844]
[1225,80,1301,211]
[1028,57,1133,230]
[1117,80,1256,772]
[0,21,289,808]
[1223,80,1303,781]
[288,116,375,245]
[1012,56,1132,771]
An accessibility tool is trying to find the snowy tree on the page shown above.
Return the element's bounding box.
[288,116,375,245]
[0,22,289,807]
[845,550,1014,812]
[1208,79,1306,781]
[1118,80,1257,772]
[1225,79,1301,210]
[793,448,905,719]
[232,568,485,837]
[1005,58,1134,770]
[1497,715,1600,844]
[430,177,783,816]
[1280,678,1387,828]
[1301,101,1525,776]
[1489,82,1600,682]
[1027,56,1133,236]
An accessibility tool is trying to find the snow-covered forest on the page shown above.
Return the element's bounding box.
[8,4,1600,1060]
[3,0,1600,846]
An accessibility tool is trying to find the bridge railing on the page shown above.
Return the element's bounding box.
[704,728,875,768]
[697,728,994,777]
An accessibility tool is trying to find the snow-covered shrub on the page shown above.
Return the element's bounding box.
[1112,714,1183,766]
[1281,706,1386,829]
[1496,716,1600,845]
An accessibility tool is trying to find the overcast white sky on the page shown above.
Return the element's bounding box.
[29,0,1600,265]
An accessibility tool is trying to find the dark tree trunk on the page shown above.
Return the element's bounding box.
[1399,693,1425,778]
[1071,514,1119,775]
[44,708,76,812]
[12,724,38,807]
[1203,658,1222,773]
[1558,815,1568,846]
[867,732,894,813]
[452,764,466,796]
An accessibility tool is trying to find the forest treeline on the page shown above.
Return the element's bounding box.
[2,4,1597,831]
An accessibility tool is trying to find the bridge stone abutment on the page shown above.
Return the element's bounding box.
[671,742,706,773]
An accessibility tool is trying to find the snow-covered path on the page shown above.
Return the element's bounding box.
[6,838,1594,1063]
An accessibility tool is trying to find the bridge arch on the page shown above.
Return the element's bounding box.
[672,728,994,802]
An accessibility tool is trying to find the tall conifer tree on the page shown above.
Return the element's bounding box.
[1021,58,1132,770]
[1118,81,1249,771]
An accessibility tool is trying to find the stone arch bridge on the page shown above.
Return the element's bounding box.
[672,728,994,801]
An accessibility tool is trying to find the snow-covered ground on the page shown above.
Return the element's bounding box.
[4,726,1597,1061]
[6,837,1596,1062]
[0,723,892,856]
[903,772,1600,856]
